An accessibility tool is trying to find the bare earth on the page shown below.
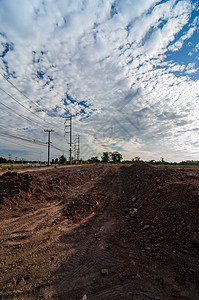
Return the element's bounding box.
[0,164,198,299]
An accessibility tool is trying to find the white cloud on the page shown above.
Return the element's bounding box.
[0,0,199,162]
[168,26,196,51]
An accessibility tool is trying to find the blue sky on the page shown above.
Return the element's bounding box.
[0,0,199,162]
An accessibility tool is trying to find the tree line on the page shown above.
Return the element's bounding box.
[88,151,123,163]
[1,154,199,165]
[86,154,199,165]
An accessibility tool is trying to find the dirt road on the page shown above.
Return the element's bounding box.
[0,164,198,299]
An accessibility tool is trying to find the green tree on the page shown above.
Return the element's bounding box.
[111,151,123,163]
[101,152,110,163]
[0,157,7,163]
[59,155,67,164]
[148,160,155,165]
[88,156,100,163]
[160,157,165,164]
[134,156,141,163]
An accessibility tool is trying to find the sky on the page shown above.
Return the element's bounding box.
[0,0,199,162]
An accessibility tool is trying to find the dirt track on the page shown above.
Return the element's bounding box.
[0,164,198,299]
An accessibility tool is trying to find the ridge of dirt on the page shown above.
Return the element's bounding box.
[113,164,199,298]
[0,165,106,218]
[119,164,199,257]
[0,164,198,299]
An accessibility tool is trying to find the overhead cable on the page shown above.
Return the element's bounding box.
[0,73,66,133]
[0,72,41,109]
[0,131,47,145]
[0,86,49,123]
[0,100,46,129]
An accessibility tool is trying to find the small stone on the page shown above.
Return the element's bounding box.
[143,225,150,230]
[82,295,87,300]
[145,247,151,251]
[101,268,109,276]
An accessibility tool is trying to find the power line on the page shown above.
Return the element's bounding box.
[0,85,66,139]
[0,123,45,145]
[0,72,42,110]
[0,116,64,146]
[0,130,47,145]
[0,135,46,153]
[0,122,66,152]
[0,133,48,162]
[51,144,66,153]
[0,86,50,124]
[0,123,14,130]
[0,75,69,152]
[0,100,46,129]
[1,115,66,152]
[0,73,66,134]
[0,132,65,157]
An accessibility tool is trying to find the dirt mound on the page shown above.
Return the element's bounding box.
[62,192,105,222]
[0,166,107,214]
[37,165,105,186]
[0,172,49,209]
[118,164,199,286]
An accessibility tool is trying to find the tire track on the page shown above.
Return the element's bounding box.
[0,202,61,237]
[58,238,91,282]
[89,283,161,300]
[89,282,134,300]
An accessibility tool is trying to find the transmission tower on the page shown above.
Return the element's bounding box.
[73,135,80,162]
[64,116,72,164]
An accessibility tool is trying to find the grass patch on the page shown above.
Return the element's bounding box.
[45,229,54,245]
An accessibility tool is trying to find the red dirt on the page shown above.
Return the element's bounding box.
[0,164,198,299]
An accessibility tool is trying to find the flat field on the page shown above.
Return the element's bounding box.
[0,164,198,299]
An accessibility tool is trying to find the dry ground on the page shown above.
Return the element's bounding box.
[0,164,198,299]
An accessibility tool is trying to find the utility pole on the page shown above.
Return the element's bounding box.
[77,135,80,161]
[44,129,54,166]
[65,116,72,164]
[73,142,77,161]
